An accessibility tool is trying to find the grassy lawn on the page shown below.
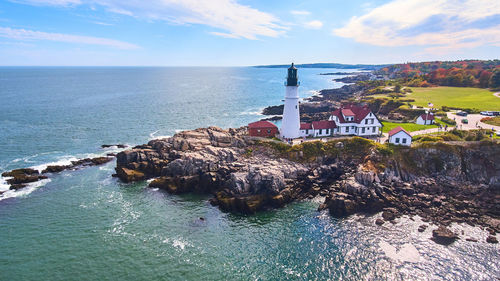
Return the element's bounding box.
[382,121,438,133]
[407,87,500,111]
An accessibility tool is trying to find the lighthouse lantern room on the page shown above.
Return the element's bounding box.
[280,63,301,139]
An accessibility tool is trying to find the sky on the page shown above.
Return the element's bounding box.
[0,0,499,66]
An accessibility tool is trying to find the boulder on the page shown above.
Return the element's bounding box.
[115,167,145,183]
[486,236,498,244]
[375,218,385,226]
[432,226,458,245]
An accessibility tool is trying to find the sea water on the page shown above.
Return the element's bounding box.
[0,67,498,280]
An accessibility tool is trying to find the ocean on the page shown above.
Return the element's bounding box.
[0,67,498,280]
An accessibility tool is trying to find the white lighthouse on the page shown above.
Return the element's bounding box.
[280,63,300,139]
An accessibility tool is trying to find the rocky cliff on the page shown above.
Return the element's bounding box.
[115,127,500,241]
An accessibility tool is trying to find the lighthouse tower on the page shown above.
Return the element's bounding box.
[281,63,300,139]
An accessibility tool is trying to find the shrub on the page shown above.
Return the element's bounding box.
[440,116,457,125]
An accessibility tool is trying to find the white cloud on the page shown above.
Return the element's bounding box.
[305,20,323,29]
[333,0,500,52]
[12,0,81,6]
[13,0,287,40]
[291,10,310,15]
[0,27,139,49]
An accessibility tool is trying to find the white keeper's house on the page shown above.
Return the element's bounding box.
[329,104,382,137]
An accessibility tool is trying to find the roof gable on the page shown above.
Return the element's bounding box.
[332,104,373,124]
[388,126,411,137]
[248,121,277,129]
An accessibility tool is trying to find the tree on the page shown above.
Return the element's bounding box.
[490,69,500,89]
[479,70,492,88]
[394,84,402,93]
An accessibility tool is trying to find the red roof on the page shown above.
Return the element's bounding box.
[332,104,373,124]
[300,123,312,130]
[420,113,435,120]
[312,120,336,130]
[248,121,277,129]
[388,126,411,137]
[341,109,355,116]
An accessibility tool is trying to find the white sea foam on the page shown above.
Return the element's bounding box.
[172,238,188,250]
[149,130,171,140]
[240,108,264,116]
[379,241,421,263]
[30,156,79,173]
[0,178,51,201]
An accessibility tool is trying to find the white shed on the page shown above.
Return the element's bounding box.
[416,113,435,125]
[388,126,412,146]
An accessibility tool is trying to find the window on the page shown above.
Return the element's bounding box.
[305,129,308,134]
[371,119,374,124]
[267,129,271,134]
[346,127,349,133]
[295,105,297,109]
[326,129,329,134]
[402,138,407,144]
[365,119,368,125]
[372,127,376,132]
[319,129,323,134]
[361,127,365,133]
[395,138,400,143]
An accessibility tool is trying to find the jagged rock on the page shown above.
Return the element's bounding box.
[432,226,458,245]
[375,218,385,226]
[466,238,478,242]
[115,167,145,183]
[42,165,71,174]
[418,224,428,232]
[2,168,39,177]
[486,236,498,244]
[149,175,200,194]
[382,209,396,221]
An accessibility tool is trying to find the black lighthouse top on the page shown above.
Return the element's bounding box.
[286,63,299,86]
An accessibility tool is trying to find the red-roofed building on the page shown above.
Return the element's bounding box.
[312,120,336,137]
[248,121,278,137]
[329,104,382,136]
[388,126,412,146]
[299,123,313,137]
[416,113,435,125]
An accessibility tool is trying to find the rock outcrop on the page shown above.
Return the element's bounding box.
[115,127,319,214]
[114,127,500,242]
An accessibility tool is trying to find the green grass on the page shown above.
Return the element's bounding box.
[407,87,500,111]
[382,121,438,133]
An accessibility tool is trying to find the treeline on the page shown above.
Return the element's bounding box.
[376,60,500,89]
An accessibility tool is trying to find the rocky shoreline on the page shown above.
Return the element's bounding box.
[0,144,127,193]
[114,126,500,245]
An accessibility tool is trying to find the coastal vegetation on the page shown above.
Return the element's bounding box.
[412,129,496,143]
[481,116,500,127]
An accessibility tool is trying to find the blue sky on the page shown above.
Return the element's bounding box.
[0,0,499,66]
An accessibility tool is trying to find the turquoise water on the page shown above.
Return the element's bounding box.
[0,67,498,280]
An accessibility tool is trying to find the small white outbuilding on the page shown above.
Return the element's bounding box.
[388,126,412,146]
[416,113,435,125]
